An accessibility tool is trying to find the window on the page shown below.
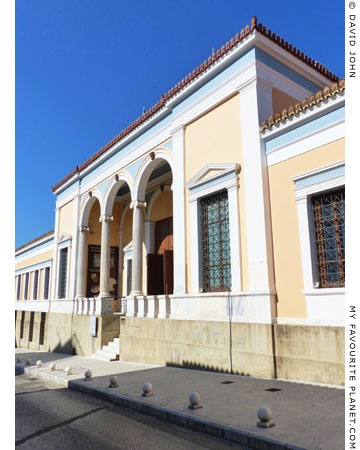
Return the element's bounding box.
[200,191,231,292]
[43,267,50,300]
[20,311,25,340]
[24,273,29,300]
[28,312,35,342]
[58,248,68,298]
[311,188,345,288]
[39,312,46,346]
[33,270,39,299]
[16,275,21,300]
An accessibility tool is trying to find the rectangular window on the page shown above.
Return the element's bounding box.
[126,259,132,296]
[39,312,46,346]
[33,270,39,300]
[20,311,25,340]
[28,312,35,343]
[24,273,29,300]
[312,188,345,288]
[43,267,50,300]
[200,190,231,292]
[58,248,68,298]
[16,275,22,300]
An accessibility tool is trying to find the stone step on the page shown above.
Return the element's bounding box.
[91,336,120,362]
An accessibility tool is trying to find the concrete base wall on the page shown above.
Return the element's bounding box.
[120,317,275,378]
[120,317,344,385]
[15,311,120,356]
[274,324,344,385]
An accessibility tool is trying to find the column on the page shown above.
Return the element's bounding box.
[130,200,146,296]
[50,207,60,299]
[171,125,187,295]
[117,229,123,297]
[75,226,88,298]
[69,188,80,299]
[99,215,113,298]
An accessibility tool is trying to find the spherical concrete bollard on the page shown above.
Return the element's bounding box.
[26,359,32,366]
[142,382,153,397]
[257,406,275,428]
[36,360,43,368]
[16,357,22,363]
[64,366,72,375]
[188,392,202,409]
[84,370,92,381]
[109,375,119,388]
[49,363,56,371]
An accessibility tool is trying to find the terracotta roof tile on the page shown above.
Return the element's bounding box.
[260,79,345,132]
[15,230,54,253]
[52,16,339,193]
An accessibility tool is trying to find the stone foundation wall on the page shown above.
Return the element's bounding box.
[15,311,120,356]
[274,324,344,385]
[120,317,345,385]
[120,317,275,378]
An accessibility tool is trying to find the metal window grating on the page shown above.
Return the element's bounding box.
[24,273,29,300]
[312,188,345,288]
[20,311,25,340]
[33,270,39,300]
[28,312,35,343]
[200,190,231,292]
[16,275,21,300]
[39,312,46,346]
[43,267,50,300]
[58,248,68,299]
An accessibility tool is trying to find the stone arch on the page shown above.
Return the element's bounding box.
[79,190,103,227]
[133,149,174,202]
[102,172,134,217]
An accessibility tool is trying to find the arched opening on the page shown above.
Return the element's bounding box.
[137,158,173,296]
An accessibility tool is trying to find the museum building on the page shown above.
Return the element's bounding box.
[15,17,345,385]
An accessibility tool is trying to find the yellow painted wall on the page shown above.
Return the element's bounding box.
[150,190,173,222]
[272,88,300,116]
[15,250,53,271]
[58,200,74,238]
[184,94,248,293]
[268,138,345,318]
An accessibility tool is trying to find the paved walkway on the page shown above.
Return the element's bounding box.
[15,348,344,450]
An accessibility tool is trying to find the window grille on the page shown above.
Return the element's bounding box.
[33,270,39,300]
[20,311,25,340]
[39,312,46,346]
[58,248,68,298]
[16,275,21,300]
[24,273,29,300]
[43,267,50,300]
[312,188,345,288]
[200,190,231,292]
[28,312,35,343]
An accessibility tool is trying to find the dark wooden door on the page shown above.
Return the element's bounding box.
[147,217,173,295]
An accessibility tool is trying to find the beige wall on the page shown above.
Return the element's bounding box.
[184,94,248,292]
[150,190,173,222]
[15,250,53,271]
[58,200,74,237]
[268,138,345,318]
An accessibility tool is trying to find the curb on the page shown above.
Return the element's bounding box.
[16,364,306,450]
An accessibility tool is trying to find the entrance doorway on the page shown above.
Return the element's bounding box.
[86,245,119,297]
[147,217,173,295]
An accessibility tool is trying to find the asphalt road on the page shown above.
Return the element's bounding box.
[15,372,250,450]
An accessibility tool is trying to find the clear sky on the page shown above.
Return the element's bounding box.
[15,0,345,248]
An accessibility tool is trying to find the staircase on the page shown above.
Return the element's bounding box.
[92,337,120,362]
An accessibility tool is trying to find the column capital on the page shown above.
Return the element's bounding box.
[99,215,113,223]
[130,200,147,210]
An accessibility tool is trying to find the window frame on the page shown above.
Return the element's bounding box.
[293,161,345,322]
[57,244,70,299]
[187,164,242,294]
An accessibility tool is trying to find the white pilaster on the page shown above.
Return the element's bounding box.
[238,79,275,293]
[118,229,123,297]
[144,220,155,295]
[171,125,187,295]
[130,200,146,296]
[75,226,89,298]
[69,189,80,299]
[189,198,201,293]
[50,207,60,299]
[227,183,242,292]
[99,215,113,297]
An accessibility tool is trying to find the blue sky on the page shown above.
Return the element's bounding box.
[15,0,345,248]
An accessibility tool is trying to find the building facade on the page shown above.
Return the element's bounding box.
[15,17,345,385]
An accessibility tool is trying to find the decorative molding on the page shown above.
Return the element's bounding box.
[186,163,240,191]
